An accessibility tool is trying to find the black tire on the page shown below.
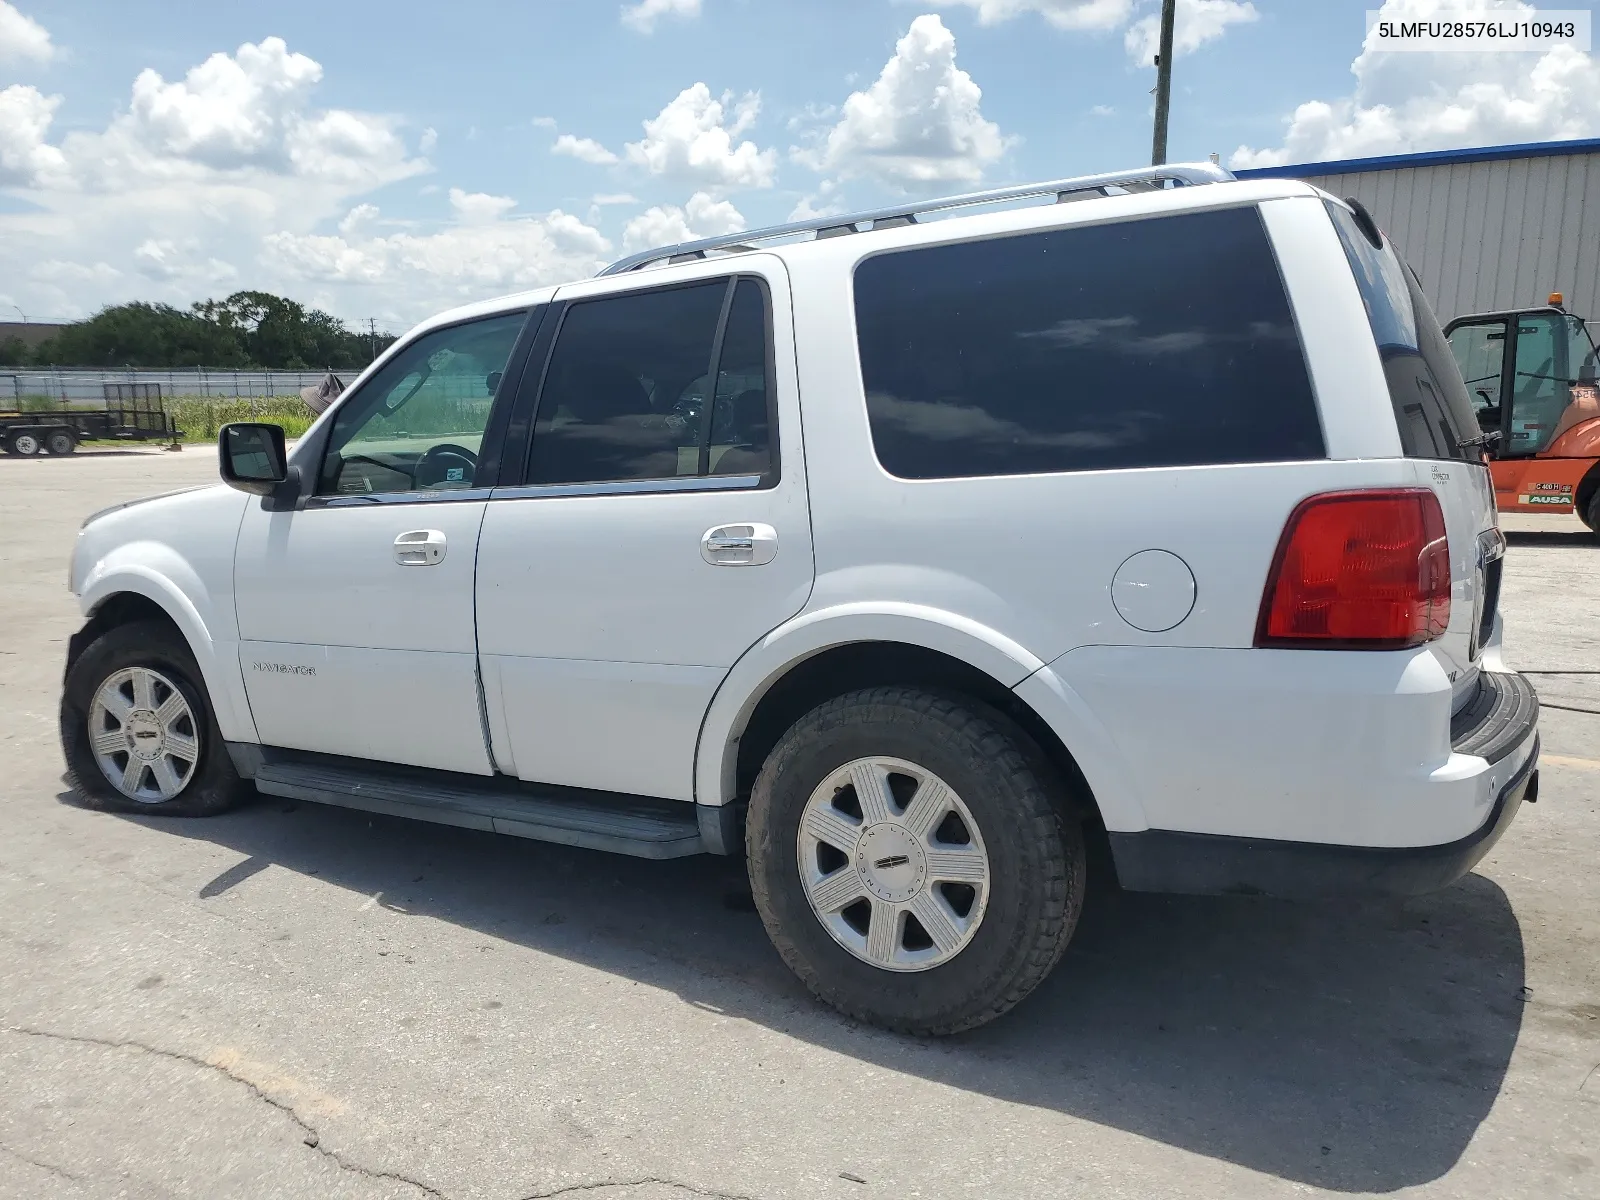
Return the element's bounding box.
[7,430,41,456]
[746,687,1085,1035]
[61,620,246,817]
[1583,489,1600,536]
[45,428,76,456]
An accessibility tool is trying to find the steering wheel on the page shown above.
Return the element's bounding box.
[414,443,479,489]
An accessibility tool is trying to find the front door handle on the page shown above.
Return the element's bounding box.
[702,523,777,566]
[394,529,447,566]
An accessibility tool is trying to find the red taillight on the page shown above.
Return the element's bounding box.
[1256,489,1451,649]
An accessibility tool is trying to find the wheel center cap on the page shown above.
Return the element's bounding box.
[126,710,162,761]
[856,824,927,904]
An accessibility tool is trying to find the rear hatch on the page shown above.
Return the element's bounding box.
[1324,200,1500,708]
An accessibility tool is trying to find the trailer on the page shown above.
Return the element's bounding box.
[0,383,183,456]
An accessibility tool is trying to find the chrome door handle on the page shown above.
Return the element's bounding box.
[394,529,447,566]
[702,523,777,566]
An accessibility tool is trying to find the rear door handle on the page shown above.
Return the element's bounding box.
[702,523,777,566]
[394,529,447,566]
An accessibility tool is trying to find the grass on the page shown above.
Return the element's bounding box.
[166,397,317,441]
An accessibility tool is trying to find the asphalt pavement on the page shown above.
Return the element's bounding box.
[1,446,1596,1199]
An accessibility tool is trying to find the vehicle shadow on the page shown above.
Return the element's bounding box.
[92,790,1527,1193]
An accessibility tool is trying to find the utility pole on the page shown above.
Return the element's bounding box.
[1150,0,1177,166]
[367,318,378,363]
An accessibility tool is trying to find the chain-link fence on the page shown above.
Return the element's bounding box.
[2,368,337,410]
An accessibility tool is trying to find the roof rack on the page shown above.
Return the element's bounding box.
[599,162,1235,276]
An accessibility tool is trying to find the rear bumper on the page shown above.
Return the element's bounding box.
[1110,741,1537,897]
[1108,670,1540,898]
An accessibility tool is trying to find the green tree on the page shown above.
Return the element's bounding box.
[32,292,392,369]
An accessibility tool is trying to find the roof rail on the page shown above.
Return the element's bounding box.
[599,162,1235,276]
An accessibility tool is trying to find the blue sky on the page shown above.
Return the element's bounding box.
[2,0,1596,327]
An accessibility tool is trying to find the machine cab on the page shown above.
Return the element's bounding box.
[1445,297,1600,515]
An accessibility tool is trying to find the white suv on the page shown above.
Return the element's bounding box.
[62,164,1540,1035]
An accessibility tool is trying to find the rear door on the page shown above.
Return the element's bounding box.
[475,259,814,801]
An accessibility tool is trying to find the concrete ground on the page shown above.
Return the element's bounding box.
[1,446,1596,1200]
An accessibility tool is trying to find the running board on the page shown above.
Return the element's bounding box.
[250,754,706,860]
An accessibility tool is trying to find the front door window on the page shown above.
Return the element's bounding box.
[317,311,526,495]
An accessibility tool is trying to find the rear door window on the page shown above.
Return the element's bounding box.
[853,205,1323,480]
[1325,201,1480,461]
[526,277,775,486]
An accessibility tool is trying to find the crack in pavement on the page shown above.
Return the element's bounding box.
[519,1180,758,1199]
[4,1024,449,1199]
[0,1140,87,1185]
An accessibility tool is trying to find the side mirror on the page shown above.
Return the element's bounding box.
[219,422,288,496]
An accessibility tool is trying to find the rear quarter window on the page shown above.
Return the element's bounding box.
[853,205,1323,480]
[1324,200,1480,462]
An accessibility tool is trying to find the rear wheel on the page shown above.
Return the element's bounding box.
[746,687,1084,1035]
[8,430,41,456]
[61,621,246,817]
[45,428,77,456]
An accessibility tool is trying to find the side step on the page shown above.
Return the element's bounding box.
[250,754,705,860]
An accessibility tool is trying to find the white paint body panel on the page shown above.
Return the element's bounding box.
[72,484,257,743]
[234,501,493,775]
[475,255,815,801]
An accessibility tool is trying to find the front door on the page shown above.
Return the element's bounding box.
[475,261,814,801]
[235,309,531,774]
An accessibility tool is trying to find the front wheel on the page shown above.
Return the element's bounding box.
[61,621,246,816]
[8,430,41,456]
[746,687,1085,1035]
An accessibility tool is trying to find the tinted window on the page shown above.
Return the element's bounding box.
[707,280,773,477]
[1325,201,1479,461]
[317,311,525,495]
[853,206,1322,480]
[527,278,774,486]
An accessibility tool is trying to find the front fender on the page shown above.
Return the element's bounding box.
[72,484,256,743]
[693,602,1046,808]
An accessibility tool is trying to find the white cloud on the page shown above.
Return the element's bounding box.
[624,83,777,189]
[133,238,237,284]
[449,187,516,223]
[531,115,558,129]
[592,192,640,205]
[621,190,745,253]
[621,0,701,34]
[338,203,380,236]
[263,207,612,303]
[941,0,1133,29]
[1124,0,1258,65]
[419,126,438,153]
[0,84,68,187]
[0,1,52,63]
[552,133,621,165]
[1232,0,1600,168]
[0,35,442,321]
[798,14,1008,187]
[1089,103,1115,117]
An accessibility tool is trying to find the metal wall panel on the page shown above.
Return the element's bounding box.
[1291,151,1600,322]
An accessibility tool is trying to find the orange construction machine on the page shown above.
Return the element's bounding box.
[1446,295,1600,532]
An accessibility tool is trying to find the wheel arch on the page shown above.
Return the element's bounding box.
[72,568,257,743]
[695,606,1132,835]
